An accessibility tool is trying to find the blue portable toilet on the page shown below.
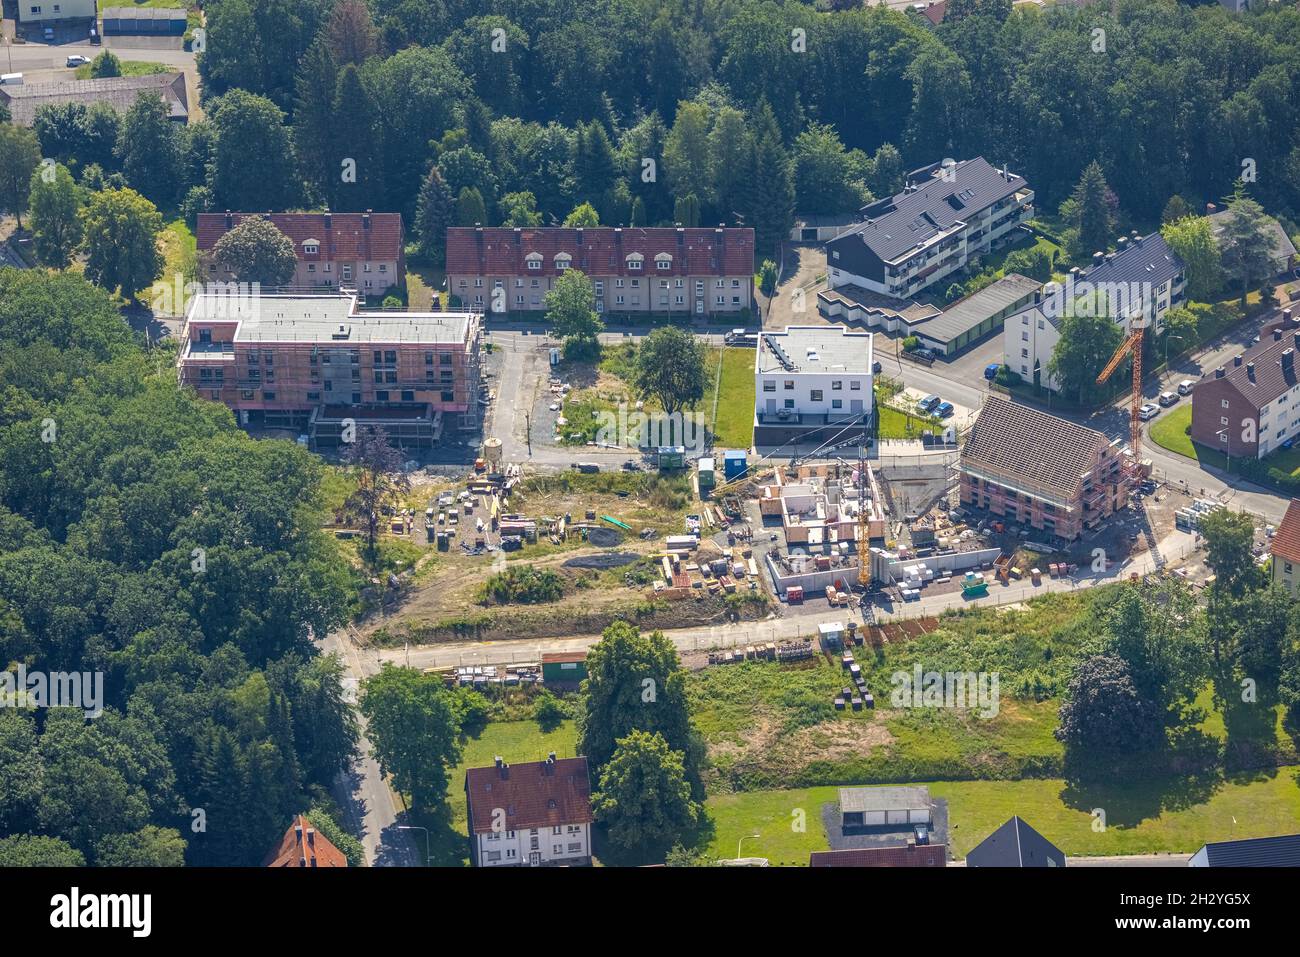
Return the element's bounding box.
[723,450,747,481]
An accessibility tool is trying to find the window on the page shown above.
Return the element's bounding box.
[784,399,795,409]
[528,259,542,271]
[401,391,415,402]
[810,389,823,402]
[376,391,389,401]
[783,380,794,390]
[441,391,455,402]
[850,380,861,391]
[240,389,254,400]
[1219,433,1228,443]
[1221,399,1231,408]
[307,392,320,401]
[440,353,452,366]
[1220,416,1229,426]
[342,265,352,281]
[832,381,842,390]
[832,399,842,409]
[763,381,776,392]
[657,260,670,271]
[262,391,276,401]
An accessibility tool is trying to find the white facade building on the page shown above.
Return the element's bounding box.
[754,326,874,424]
[465,754,593,867]
[19,0,96,23]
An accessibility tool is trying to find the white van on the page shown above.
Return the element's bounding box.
[0,74,24,87]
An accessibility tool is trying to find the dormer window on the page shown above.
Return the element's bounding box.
[554,253,572,272]
[655,253,672,270]
[525,252,543,271]
[626,253,643,271]
[303,239,320,255]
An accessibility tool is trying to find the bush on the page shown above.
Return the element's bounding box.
[481,565,565,604]
[534,691,567,731]
[902,335,920,352]
[994,365,1022,387]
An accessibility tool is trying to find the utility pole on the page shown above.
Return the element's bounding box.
[524,412,532,456]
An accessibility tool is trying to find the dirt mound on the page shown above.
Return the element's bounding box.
[585,527,624,547]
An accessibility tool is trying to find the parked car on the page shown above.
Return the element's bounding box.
[918,394,941,413]
[1177,379,1195,396]
[914,347,938,361]
[1158,391,1179,407]
[66,55,90,68]
[574,462,601,473]
[0,73,23,87]
[1138,402,1160,421]
[935,401,955,418]
[984,363,1001,380]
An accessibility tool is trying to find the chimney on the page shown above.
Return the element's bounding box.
[1247,361,1256,380]
[494,755,503,769]
[1215,366,1225,378]
[1234,354,1244,367]
[1132,231,1142,247]
[1117,236,1128,250]
[1275,328,1283,342]
[262,211,272,221]
[307,828,316,847]
[363,210,372,230]
[1285,308,1295,325]
[1283,348,1295,369]
[294,824,303,845]
[1092,251,1104,267]
[1206,202,1218,215]
[224,210,233,229]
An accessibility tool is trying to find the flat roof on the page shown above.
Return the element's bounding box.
[757,325,874,375]
[187,292,476,345]
[839,785,931,814]
[912,273,1040,344]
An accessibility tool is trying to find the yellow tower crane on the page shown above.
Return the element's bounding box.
[1095,325,1145,471]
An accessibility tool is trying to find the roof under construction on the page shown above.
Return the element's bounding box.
[961,396,1113,501]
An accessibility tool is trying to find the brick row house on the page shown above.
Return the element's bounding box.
[445,225,755,319]
[464,755,593,867]
[959,396,1130,541]
[176,290,481,448]
[1191,308,1300,459]
[197,211,406,298]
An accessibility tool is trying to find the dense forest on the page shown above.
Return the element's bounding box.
[0,269,360,866]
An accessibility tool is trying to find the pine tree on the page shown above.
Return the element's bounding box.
[414,166,454,263]
[739,102,794,255]
[456,186,487,226]
[1067,161,1116,259]
[673,193,700,227]
[292,40,338,206]
[329,64,384,212]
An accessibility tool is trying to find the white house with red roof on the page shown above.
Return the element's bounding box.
[464,754,593,867]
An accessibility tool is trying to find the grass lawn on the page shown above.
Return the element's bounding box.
[75,61,171,80]
[878,402,942,440]
[706,769,1300,864]
[1150,402,1300,479]
[158,218,197,286]
[709,347,755,450]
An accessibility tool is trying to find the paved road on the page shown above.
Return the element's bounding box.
[381,528,1200,671]
[1,38,196,73]
[318,628,421,867]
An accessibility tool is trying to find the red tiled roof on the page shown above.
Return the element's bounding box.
[263,815,348,868]
[809,845,947,867]
[445,226,755,278]
[541,651,587,664]
[197,212,404,263]
[465,756,592,834]
[1272,499,1300,564]
[920,0,947,25]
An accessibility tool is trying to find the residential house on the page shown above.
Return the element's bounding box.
[966,816,1066,867]
[176,289,481,447]
[464,754,593,867]
[0,73,189,127]
[1189,833,1300,867]
[1005,232,1186,391]
[753,325,874,447]
[1208,204,1298,277]
[263,815,348,868]
[197,211,405,297]
[1269,499,1300,596]
[809,845,947,867]
[445,225,755,318]
[824,157,1034,301]
[1190,308,1300,459]
[959,396,1131,541]
[17,0,96,24]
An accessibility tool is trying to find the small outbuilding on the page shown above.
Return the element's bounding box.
[838,785,933,831]
[541,651,587,689]
[101,7,188,35]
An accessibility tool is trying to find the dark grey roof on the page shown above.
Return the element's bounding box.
[834,157,1027,264]
[912,273,1040,344]
[0,73,188,127]
[1202,316,1300,407]
[101,6,187,18]
[1194,833,1300,867]
[961,396,1111,500]
[1076,232,1183,293]
[966,816,1066,867]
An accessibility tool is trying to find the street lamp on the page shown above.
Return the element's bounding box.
[736,832,760,860]
[397,825,431,865]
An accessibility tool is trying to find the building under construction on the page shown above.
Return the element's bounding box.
[958,396,1132,541]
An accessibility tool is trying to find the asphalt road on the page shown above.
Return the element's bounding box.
[1,38,195,73]
[318,628,421,867]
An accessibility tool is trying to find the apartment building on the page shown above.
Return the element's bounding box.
[17,0,96,24]
[1004,232,1186,391]
[753,325,874,447]
[1270,500,1300,598]
[464,754,593,867]
[444,225,755,318]
[176,289,481,448]
[824,157,1034,301]
[959,396,1130,541]
[196,211,405,297]
[1190,308,1300,459]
